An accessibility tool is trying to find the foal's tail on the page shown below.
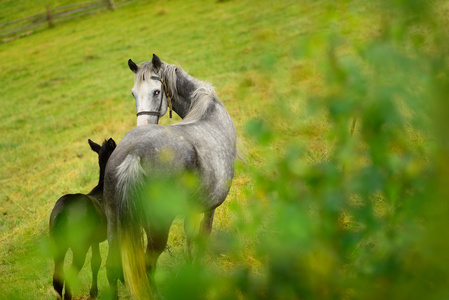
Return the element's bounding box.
[115,154,152,299]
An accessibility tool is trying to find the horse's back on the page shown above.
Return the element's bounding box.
[108,125,198,173]
[106,122,235,209]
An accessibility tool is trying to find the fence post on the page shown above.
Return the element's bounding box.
[106,0,116,10]
[46,4,53,28]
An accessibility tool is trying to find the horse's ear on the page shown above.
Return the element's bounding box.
[152,54,162,70]
[108,138,116,149]
[128,59,138,73]
[88,139,101,153]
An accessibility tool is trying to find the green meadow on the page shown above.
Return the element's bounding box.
[1,0,449,299]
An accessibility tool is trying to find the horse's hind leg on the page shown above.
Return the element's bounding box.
[184,210,215,261]
[64,246,88,300]
[200,209,216,237]
[106,219,122,299]
[90,243,101,298]
[145,218,174,292]
[184,214,200,262]
[52,248,67,299]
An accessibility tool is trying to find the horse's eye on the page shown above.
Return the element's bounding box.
[131,92,135,98]
[154,90,160,96]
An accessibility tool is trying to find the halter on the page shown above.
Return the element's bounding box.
[136,75,173,119]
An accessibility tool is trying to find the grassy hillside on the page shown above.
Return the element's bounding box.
[0,0,318,298]
[0,0,311,238]
[1,0,448,299]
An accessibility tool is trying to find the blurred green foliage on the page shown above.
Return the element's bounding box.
[157,1,449,299]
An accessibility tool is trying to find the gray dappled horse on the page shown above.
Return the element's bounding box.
[103,54,237,298]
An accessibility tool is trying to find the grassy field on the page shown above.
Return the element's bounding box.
[0,0,318,298]
[1,0,448,299]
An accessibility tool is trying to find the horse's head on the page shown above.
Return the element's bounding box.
[129,54,170,126]
[88,138,116,172]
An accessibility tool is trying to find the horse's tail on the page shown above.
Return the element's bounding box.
[115,154,152,299]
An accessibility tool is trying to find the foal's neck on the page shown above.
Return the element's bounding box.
[89,183,103,198]
[88,167,105,198]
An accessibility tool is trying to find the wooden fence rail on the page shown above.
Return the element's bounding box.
[0,0,126,42]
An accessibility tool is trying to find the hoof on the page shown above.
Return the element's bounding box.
[52,289,62,300]
[89,288,98,299]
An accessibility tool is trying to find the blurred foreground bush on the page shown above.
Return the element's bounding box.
[160,1,449,299]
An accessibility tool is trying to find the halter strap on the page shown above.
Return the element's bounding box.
[136,111,160,116]
[151,75,173,118]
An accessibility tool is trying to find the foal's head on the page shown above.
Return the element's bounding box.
[88,138,116,172]
[128,54,169,126]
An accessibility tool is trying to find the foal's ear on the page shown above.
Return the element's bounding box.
[152,54,162,70]
[128,59,138,73]
[107,138,117,149]
[88,139,101,153]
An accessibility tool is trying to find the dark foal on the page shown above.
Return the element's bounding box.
[49,138,116,300]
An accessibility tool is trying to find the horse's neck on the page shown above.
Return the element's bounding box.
[172,73,197,118]
[173,74,226,119]
[171,71,235,141]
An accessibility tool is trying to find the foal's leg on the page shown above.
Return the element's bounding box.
[65,246,89,300]
[52,247,67,300]
[90,243,101,299]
